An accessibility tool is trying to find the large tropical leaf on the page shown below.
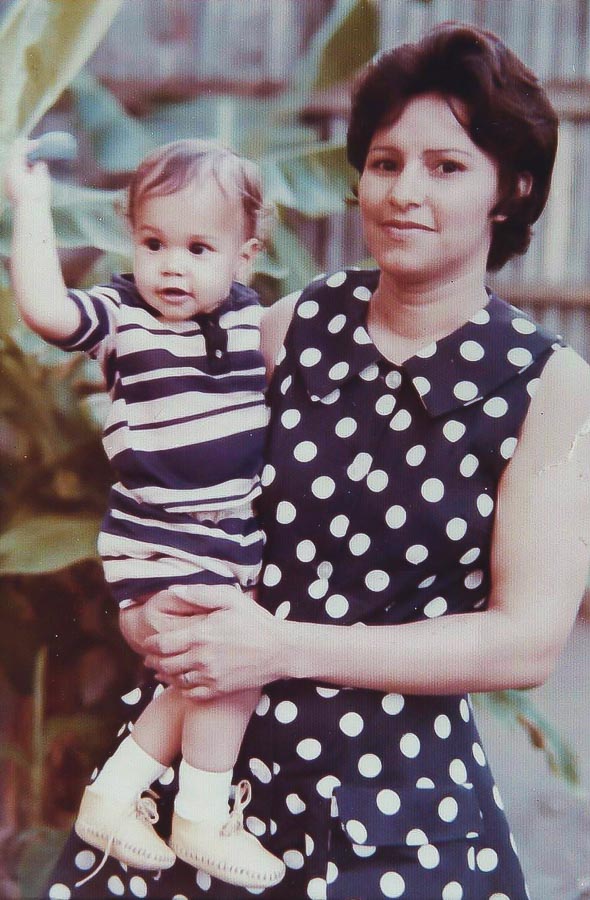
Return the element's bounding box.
[0,514,100,575]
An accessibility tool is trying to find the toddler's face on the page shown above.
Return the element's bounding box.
[132,179,256,321]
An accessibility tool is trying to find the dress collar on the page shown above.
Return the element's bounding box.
[293,269,563,418]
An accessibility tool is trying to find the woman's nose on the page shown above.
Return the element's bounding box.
[387,164,424,207]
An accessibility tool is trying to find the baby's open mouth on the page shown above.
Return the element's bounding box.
[160,288,191,298]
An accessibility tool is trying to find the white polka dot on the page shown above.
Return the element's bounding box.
[281,409,301,429]
[477,494,494,517]
[449,758,468,784]
[473,742,486,766]
[326,861,338,884]
[418,574,436,588]
[328,313,347,334]
[443,420,466,443]
[325,593,349,618]
[467,846,476,870]
[416,777,435,788]
[527,377,540,397]
[465,569,484,590]
[280,375,292,395]
[380,871,405,898]
[459,547,480,565]
[416,341,437,358]
[367,469,389,492]
[316,686,340,698]
[329,515,349,538]
[347,452,373,481]
[297,738,322,760]
[406,828,429,846]
[386,505,407,529]
[382,693,405,715]
[270,819,278,835]
[316,774,341,798]
[358,753,382,777]
[508,346,533,367]
[329,361,349,381]
[311,476,336,499]
[460,340,485,361]
[460,698,471,722]
[365,569,390,592]
[512,316,536,334]
[296,539,316,562]
[406,444,426,466]
[413,376,431,396]
[335,416,357,438]
[276,501,296,524]
[400,732,421,758]
[327,271,347,288]
[438,796,459,822]
[248,758,272,784]
[75,849,96,870]
[107,876,125,896]
[483,397,508,418]
[434,714,452,739]
[375,394,396,416]
[470,308,490,325]
[158,766,175,785]
[129,876,148,898]
[460,454,479,477]
[418,844,440,869]
[372,790,400,823]
[305,834,315,856]
[261,465,276,490]
[48,884,71,899]
[500,436,518,459]
[298,300,319,319]
[300,347,322,368]
[320,388,340,406]
[274,600,291,619]
[283,849,305,869]
[275,700,298,724]
[121,687,142,705]
[307,877,327,900]
[360,363,380,381]
[263,564,282,587]
[348,533,370,556]
[421,478,445,502]
[385,370,402,389]
[477,848,498,872]
[353,285,372,301]
[406,544,428,564]
[424,596,447,618]
[352,843,377,857]
[446,517,467,541]
[255,694,271,716]
[493,785,505,810]
[442,882,464,900]
[453,380,479,402]
[172,895,190,900]
[317,560,333,581]
[489,894,510,900]
[294,440,318,463]
[346,819,367,843]
[286,793,306,815]
[353,325,372,344]
[246,815,266,835]
[308,578,329,599]
[390,409,412,430]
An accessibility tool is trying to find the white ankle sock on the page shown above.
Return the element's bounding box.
[174,761,232,823]
[89,735,168,803]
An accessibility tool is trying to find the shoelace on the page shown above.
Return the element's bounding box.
[220,780,252,837]
[75,790,160,889]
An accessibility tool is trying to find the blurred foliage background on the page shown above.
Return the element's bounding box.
[0,1,584,897]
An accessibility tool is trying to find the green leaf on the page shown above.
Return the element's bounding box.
[0,515,100,574]
[476,690,580,785]
[265,218,321,296]
[312,0,380,93]
[16,826,69,900]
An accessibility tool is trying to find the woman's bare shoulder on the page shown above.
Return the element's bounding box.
[260,291,301,379]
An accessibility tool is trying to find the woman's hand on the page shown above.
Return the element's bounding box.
[142,585,286,699]
[119,589,205,655]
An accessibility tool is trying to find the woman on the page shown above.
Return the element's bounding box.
[46,22,590,900]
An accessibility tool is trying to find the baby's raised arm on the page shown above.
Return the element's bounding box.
[4,141,81,341]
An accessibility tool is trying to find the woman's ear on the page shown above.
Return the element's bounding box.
[491,172,533,222]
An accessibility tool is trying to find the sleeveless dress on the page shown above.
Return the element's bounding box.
[45,269,563,900]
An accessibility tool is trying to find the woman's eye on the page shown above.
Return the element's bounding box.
[189,242,208,255]
[437,160,463,175]
[145,237,161,251]
[371,158,398,172]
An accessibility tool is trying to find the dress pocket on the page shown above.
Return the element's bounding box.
[334,781,482,848]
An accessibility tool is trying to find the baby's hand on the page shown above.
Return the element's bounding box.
[3,140,52,207]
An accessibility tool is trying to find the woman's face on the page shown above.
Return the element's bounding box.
[358,92,500,289]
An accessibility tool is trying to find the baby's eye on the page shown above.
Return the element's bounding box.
[189,242,209,256]
[144,237,162,251]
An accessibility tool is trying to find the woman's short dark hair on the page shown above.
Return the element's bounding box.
[347,22,559,271]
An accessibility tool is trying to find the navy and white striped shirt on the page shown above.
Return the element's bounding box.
[56,275,269,514]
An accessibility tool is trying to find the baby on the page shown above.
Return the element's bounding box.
[5,138,285,890]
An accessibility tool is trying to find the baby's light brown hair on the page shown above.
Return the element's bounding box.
[126,139,270,242]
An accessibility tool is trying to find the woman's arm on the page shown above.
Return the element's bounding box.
[4,142,81,341]
[144,346,590,699]
[260,290,299,380]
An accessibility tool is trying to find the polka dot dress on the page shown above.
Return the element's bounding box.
[45,270,562,899]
